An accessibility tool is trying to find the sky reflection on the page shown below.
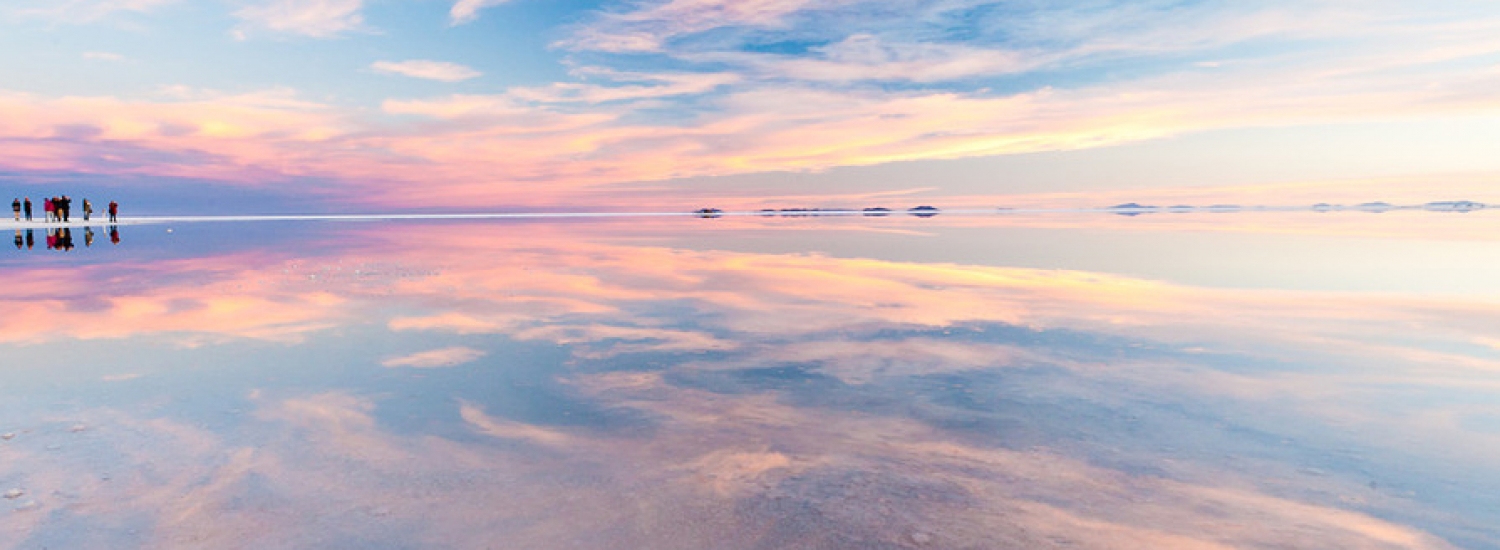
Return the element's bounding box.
[1,215,1497,548]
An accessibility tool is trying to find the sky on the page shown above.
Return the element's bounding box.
[2,0,1499,213]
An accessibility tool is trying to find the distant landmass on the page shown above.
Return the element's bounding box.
[908,206,941,217]
[1424,201,1487,212]
[685,201,1489,218]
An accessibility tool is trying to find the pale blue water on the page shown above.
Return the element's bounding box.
[1,212,1497,549]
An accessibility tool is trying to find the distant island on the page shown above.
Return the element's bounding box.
[1107,203,1157,216]
[1424,201,1486,212]
[908,206,941,217]
[689,201,1488,217]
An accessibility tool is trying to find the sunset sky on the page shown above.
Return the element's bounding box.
[3,0,1499,212]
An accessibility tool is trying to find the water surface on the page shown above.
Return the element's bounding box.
[2,212,1498,549]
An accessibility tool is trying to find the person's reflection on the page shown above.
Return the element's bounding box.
[24,229,33,250]
[58,228,74,251]
[84,226,95,247]
[109,226,120,245]
[13,230,20,250]
[45,229,56,250]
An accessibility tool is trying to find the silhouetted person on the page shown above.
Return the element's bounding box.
[109,226,119,245]
[22,198,31,221]
[25,229,33,249]
[13,230,21,250]
[82,199,92,221]
[58,228,73,251]
[85,227,95,247]
[108,201,118,223]
[10,199,18,221]
[59,195,71,222]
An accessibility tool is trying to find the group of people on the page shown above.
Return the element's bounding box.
[11,196,118,223]
[12,227,120,251]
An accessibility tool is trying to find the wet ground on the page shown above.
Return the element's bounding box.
[2,211,1498,549]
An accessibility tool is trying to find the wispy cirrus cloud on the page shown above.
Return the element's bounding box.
[689,34,1030,83]
[507,70,738,103]
[233,0,366,38]
[449,0,516,25]
[558,0,858,53]
[381,347,487,368]
[372,60,482,82]
[4,1,1500,209]
[7,0,178,23]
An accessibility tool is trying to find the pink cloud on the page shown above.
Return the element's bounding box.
[1,10,1498,210]
[381,347,488,368]
[372,60,482,82]
[233,0,366,38]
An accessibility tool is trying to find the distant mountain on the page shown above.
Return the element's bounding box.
[1107,203,1157,216]
[1423,201,1486,213]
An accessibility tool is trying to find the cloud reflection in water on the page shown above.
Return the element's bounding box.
[0,216,1496,548]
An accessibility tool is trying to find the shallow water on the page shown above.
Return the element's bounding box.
[2,212,1498,549]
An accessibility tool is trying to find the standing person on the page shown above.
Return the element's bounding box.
[43,197,54,222]
[82,199,93,221]
[59,195,71,222]
[11,198,18,221]
[22,198,31,221]
[108,200,118,223]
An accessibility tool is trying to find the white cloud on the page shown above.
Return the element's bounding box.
[558,0,862,52]
[381,347,487,369]
[508,70,739,103]
[450,0,516,25]
[691,34,1030,83]
[372,60,483,82]
[234,0,366,38]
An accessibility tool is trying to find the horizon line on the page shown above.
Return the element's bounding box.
[0,201,1490,230]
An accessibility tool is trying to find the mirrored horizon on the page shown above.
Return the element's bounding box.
[1,214,1498,549]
